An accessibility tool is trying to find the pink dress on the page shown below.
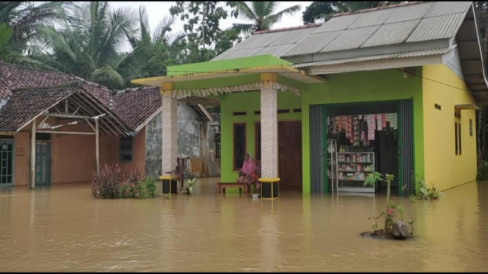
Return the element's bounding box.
[241,160,257,176]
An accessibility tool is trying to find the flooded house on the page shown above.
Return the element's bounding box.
[132,1,488,196]
[0,62,218,188]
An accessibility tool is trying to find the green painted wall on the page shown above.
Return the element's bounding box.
[301,68,424,194]
[220,90,302,182]
[219,68,424,194]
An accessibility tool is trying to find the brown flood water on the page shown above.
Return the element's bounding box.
[0,177,487,272]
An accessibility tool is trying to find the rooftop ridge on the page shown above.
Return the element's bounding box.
[0,61,75,78]
[252,23,322,35]
[331,1,423,18]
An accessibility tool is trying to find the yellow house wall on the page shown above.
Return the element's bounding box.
[422,64,477,191]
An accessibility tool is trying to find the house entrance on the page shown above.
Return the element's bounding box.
[35,141,51,186]
[309,101,414,196]
[278,121,302,192]
[255,121,302,192]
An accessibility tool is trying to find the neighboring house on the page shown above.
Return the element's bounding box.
[0,62,219,188]
[132,1,488,196]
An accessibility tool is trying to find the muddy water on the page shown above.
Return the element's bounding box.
[0,178,487,272]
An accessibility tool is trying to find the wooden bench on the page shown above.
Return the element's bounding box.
[217,182,249,195]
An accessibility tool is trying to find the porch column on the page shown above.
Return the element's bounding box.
[95,117,100,177]
[161,82,178,175]
[30,119,36,189]
[260,73,278,178]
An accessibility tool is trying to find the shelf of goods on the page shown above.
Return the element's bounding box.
[337,152,375,193]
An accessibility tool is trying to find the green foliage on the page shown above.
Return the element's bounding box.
[169,1,239,64]
[302,1,403,24]
[91,163,156,199]
[91,163,125,199]
[415,179,444,200]
[229,1,301,32]
[364,172,414,237]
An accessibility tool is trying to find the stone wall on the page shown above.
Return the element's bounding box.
[145,102,220,179]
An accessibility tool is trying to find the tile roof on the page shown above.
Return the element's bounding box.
[0,62,114,105]
[112,86,162,130]
[0,62,162,132]
[0,85,78,132]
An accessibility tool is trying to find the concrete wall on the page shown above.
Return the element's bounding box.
[145,102,221,179]
[422,64,477,191]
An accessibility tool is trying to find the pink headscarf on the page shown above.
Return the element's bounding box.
[241,153,257,175]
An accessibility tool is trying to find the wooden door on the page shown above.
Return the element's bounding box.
[278,121,302,192]
[35,141,51,186]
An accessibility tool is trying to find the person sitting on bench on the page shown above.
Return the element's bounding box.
[237,152,258,191]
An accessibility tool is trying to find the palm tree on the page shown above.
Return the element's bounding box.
[0,1,67,69]
[0,1,65,53]
[229,1,301,33]
[121,5,187,82]
[32,1,138,89]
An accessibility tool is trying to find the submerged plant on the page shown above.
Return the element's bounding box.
[184,176,198,195]
[415,179,444,200]
[364,172,414,239]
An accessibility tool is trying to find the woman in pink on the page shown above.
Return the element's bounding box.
[237,152,259,191]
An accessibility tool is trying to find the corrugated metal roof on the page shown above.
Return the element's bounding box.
[384,2,431,23]
[348,8,392,28]
[361,20,420,47]
[321,25,380,52]
[215,1,472,61]
[281,30,342,57]
[210,1,488,102]
[407,13,466,42]
[425,1,471,17]
[312,13,362,32]
[212,26,318,61]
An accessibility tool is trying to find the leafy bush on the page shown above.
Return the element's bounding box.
[91,163,125,199]
[415,179,443,200]
[92,164,156,199]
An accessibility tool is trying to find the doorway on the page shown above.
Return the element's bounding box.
[35,141,51,186]
[309,100,414,196]
[279,121,302,192]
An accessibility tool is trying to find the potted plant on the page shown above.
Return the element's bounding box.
[363,172,415,240]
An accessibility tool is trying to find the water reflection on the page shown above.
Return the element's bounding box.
[0,179,487,272]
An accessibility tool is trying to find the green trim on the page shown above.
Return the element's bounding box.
[167,55,291,76]
[322,106,328,194]
[396,103,403,196]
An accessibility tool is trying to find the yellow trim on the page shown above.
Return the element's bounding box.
[260,73,277,82]
[162,82,173,91]
[258,177,280,182]
[160,175,177,180]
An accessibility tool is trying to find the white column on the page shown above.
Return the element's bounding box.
[30,120,36,189]
[95,118,100,177]
[260,76,278,178]
[161,86,178,175]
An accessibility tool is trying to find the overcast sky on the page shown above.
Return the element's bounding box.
[109,1,313,36]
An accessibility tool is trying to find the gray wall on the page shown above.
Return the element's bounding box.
[145,102,220,179]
